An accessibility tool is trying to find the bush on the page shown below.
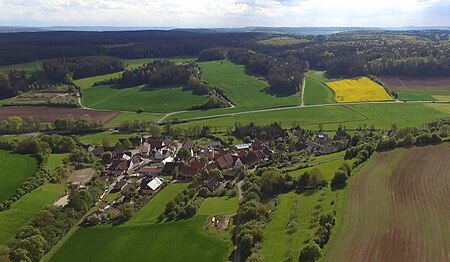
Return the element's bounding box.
[136,108,145,114]
[299,242,322,262]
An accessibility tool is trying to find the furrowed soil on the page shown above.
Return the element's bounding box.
[325,144,450,262]
[0,106,120,123]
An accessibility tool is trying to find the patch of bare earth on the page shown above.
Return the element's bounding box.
[325,144,450,262]
[379,76,450,92]
[68,168,95,184]
[0,106,119,123]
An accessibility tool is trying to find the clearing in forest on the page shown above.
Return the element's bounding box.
[325,144,450,262]
[326,77,392,102]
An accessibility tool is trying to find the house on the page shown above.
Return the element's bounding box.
[332,129,350,141]
[224,169,237,179]
[307,141,322,151]
[388,130,397,137]
[182,138,194,151]
[155,147,173,160]
[140,177,164,195]
[180,159,208,180]
[139,142,152,157]
[210,140,222,149]
[138,166,161,177]
[215,153,236,170]
[111,179,128,193]
[235,143,252,150]
[105,159,130,176]
[291,140,308,151]
[314,133,329,145]
[240,150,264,168]
[206,177,222,191]
[128,137,143,147]
[129,154,146,171]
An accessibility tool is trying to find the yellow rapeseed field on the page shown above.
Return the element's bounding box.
[326,77,393,103]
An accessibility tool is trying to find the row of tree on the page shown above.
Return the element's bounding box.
[43,56,124,83]
[0,70,35,99]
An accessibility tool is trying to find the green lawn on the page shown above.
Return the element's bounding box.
[106,112,162,127]
[49,183,233,262]
[0,183,65,245]
[81,84,207,113]
[0,150,38,202]
[47,154,69,171]
[49,216,230,262]
[304,71,336,105]
[176,103,450,131]
[128,183,189,225]
[198,196,238,216]
[77,131,138,146]
[200,60,300,109]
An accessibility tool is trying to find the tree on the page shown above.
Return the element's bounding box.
[121,139,133,149]
[331,169,348,188]
[299,242,322,262]
[101,151,113,164]
[260,169,286,196]
[117,203,134,222]
[177,148,191,162]
[309,168,328,188]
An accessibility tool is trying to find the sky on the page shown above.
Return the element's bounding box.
[0,0,450,28]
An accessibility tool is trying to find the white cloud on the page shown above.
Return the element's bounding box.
[0,0,448,27]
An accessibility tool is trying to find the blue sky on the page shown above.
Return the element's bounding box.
[0,0,449,27]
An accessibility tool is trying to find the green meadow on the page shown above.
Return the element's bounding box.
[0,150,37,202]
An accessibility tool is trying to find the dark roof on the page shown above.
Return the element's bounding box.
[206,177,222,191]
[182,138,194,150]
[128,137,142,147]
[114,180,127,189]
[216,153,234,169]
[162,162,182,174]
[131,155,144,165]
[180,165,201,177]
[241,151,263,167]
[147,139,164,150]
[109,160,130,171]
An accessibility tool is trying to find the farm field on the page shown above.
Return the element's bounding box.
[325,144,450,262]
[0,60,43,74]
[304,71,336,105]
[124,57,195,69]
[197,196,238,216]
[77,131,139,145]
[49,183,235,262]
[177,103,450,131]
[200,60,300,109]
[0,106,120,123]
[81,84,206,113]
[379,75,450,92]
[326,77,393,102]
[0,183,65,245]
[0,150,37,202]
[105,111,162,127]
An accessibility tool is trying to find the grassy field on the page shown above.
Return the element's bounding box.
[197,196,238,216]
[47,154,69,171]
[397,91,450,102]
[326,77,393,102]
[0,183,65,245]
[49,183,234,262]
[124,57,195,69]
[304,71,336,105]
[49,216,230,262]
[176,103,450,131]
[257,36,311,46]
[77,131,139,145]
[128,183,189,225]
[0,150,38,202]
[325,145,450,262]
[200,60,300,109]
[105,112,162,127]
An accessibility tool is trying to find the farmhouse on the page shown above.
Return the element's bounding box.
[138,166,162,177]
[206,177,222,191]
[140,177,164,195]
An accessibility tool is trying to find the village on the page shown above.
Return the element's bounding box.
[59,127,353,226]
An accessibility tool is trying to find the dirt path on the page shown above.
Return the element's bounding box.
[301,77,306,107]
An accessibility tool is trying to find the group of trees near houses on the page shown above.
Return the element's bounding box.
[0,70,35,99]
[43,56,124,83]
[199,47,308,94]
[233,122,288,141]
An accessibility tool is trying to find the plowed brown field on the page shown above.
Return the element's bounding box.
[325,144,450,262]
[379,76,450,92]
[0,106,119,123]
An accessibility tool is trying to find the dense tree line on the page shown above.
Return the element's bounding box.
[234,122,288,141]
[0,70,35,99]
[43,57,124,83]
[0,31,260,66]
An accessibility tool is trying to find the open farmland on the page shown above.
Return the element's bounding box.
[0,150,37,202]
[326,77,393,102]
[304,71,336,105]
[176,103,450,131]
[325,144,450,262]
[124,57,195,69]
[0,106,120,123]
[0,183,65,245]
[200,60,300,109]
[76,73,208,113]
[0,60,43,74]
[49,183,234,262]
[379,76,450,101]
